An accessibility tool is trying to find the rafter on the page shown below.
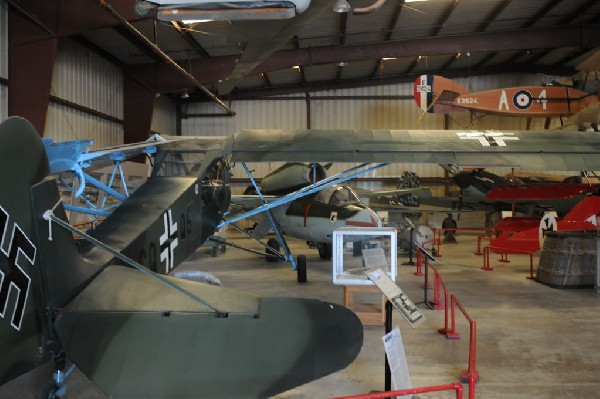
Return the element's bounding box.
[473,0,565,70]
[475,0,513,32]
[430,0,460,37]
[170,21,210,58]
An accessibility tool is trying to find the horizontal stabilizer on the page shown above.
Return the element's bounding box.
[56,268,363,398]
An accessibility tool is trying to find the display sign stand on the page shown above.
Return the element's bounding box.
[414,243,440,310]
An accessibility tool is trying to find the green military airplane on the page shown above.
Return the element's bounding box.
[0,117,363,398]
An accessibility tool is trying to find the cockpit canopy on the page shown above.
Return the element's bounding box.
[314,185,363,207]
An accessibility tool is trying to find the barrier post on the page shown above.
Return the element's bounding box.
[437,288,450,335]
[498,253,510,263]
[481,247,493,271]
[433,269,441,310]
[527,253,536,280]
[414,250,424,276]
[445,295,460,339]
[474,233,491,255]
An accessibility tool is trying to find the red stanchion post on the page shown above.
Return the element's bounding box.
[474,233,491,255]
[446,294,460,339]
[437,288,450,335]
[433,269,441,310]
[481,247,493,271]
[414,250,424,276]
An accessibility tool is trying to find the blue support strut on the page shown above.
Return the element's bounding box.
[240,163,296,269]
[219,162,389,228]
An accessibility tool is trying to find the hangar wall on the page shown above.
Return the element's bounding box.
[45,40,124,148]
[0,5,175,147]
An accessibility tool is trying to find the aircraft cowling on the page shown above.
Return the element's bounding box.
[200,158,231,238]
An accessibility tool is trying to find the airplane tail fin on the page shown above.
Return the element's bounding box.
[0,117,96,382]
[0,117,101,322]
[562,196,600,224]
[413,75,469,114]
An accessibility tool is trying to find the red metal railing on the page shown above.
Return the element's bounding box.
[428,262,479,399]
[333,382,464,399]
[483,246,536,279]
[474,232,492,255]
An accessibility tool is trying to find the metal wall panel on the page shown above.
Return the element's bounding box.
[51,39,123,119]
[45,102,123,149]
[41,38,124,148]
[151,95,176,134]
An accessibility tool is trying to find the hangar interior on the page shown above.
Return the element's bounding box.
[1,0,600,398]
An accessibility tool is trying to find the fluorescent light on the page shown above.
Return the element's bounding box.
[182,19,214,24]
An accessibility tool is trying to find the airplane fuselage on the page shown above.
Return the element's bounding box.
[272,192,381,243]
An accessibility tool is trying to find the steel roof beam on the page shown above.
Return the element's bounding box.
[130,24,600,92]
[170,21,210,59]
[474,0,564,70]
[476,0,513,32]
[430,0,460,37]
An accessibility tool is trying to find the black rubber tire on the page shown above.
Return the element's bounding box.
[317,242,332,260]
[265,238,280,262]
[352,240,363,257]
[297,255,307,283]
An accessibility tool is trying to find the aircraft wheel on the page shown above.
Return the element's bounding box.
[266,238,280,262]
[352,241,363,257]
[297,255,307,283]
[317,242,332,260]
[211,246,218,257]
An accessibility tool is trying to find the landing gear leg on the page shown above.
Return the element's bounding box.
[297,255,307,283]
[42,350,75,398]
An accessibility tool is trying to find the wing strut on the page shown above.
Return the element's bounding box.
[42,209,227,316]
[241,162,297,269]
[220,162,390,227]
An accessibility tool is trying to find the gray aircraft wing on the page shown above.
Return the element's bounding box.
[224,129,600,171]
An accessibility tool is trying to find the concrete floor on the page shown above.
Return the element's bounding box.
[2,231,600,398]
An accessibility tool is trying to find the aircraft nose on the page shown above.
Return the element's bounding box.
[346,208,382,227]
[453,172,471,189]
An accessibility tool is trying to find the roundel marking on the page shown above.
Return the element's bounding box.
[330,211,338,224]
[539,213,557,249]
[513,90,533,110]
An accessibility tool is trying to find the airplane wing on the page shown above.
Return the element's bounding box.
[225,129,600,171]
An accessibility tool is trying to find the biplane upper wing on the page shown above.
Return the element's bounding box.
[224,128,600,171]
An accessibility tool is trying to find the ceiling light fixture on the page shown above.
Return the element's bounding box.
[333,0,351,13]
[181,19,214,24]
